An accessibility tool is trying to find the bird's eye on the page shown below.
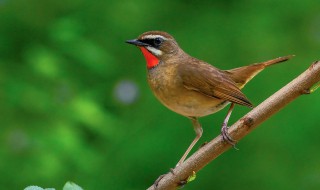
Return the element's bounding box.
[154,37,163,46]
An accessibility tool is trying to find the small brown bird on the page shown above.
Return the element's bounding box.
[126,31,292,167]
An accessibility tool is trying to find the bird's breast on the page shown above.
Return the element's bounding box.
[147,63,229,117]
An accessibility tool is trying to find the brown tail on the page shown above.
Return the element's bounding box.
[260,55,294,67]
[225,55,294,89]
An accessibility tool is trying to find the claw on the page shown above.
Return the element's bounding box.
[221,123,238,148]
[220,103,238,149]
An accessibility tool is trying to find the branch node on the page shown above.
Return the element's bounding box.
[199,141,208,148]
[302,89,311,94]
[310,61,320,70]
[177,181,186,188]
[242,117,254,129]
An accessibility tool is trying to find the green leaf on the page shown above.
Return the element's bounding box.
[186,171,196,183]
[24,186,55,190]
[24,186,44,190]
[310,82,320,93]
[63,182,83,190]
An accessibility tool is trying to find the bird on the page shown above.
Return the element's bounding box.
[126,31,292,168]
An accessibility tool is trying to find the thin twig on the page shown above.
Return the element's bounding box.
[147,61,320,190]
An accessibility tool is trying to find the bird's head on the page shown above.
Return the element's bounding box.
[126,31,180,69]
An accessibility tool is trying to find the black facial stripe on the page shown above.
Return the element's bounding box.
[140,39,154,46]
[140,38,164,48]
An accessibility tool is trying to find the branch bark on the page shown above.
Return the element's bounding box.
[147,61,320,190]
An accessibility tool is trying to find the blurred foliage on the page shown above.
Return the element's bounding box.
[24,181,82,190]
[0,0,319,189]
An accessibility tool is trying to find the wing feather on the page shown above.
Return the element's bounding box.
[178,60,253,108]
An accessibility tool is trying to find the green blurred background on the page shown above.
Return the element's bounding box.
[0,0,319,189]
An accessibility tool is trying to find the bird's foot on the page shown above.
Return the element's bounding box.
[153,168,176,188]
[221,123,238,149]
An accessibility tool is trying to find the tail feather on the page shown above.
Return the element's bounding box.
[225,55,294,89]
[260,55,294,67]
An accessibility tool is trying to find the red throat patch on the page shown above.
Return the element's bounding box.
[139,47,159,69]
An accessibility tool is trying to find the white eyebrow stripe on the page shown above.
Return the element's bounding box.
[142,34,167,40]
[146,46,163,56]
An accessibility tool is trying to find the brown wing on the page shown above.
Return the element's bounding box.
[178,60,253,108]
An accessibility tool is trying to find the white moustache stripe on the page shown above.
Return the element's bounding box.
[146,46,163,56]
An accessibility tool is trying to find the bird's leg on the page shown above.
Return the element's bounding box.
[221,103,237,146]
[153,117,202,188]
[176,117,203,168]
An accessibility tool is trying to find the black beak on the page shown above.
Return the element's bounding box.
[126,39,149,46]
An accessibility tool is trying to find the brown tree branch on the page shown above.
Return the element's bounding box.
[147,61,320,190]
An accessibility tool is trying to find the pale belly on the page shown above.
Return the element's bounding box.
[151,86,230,117]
